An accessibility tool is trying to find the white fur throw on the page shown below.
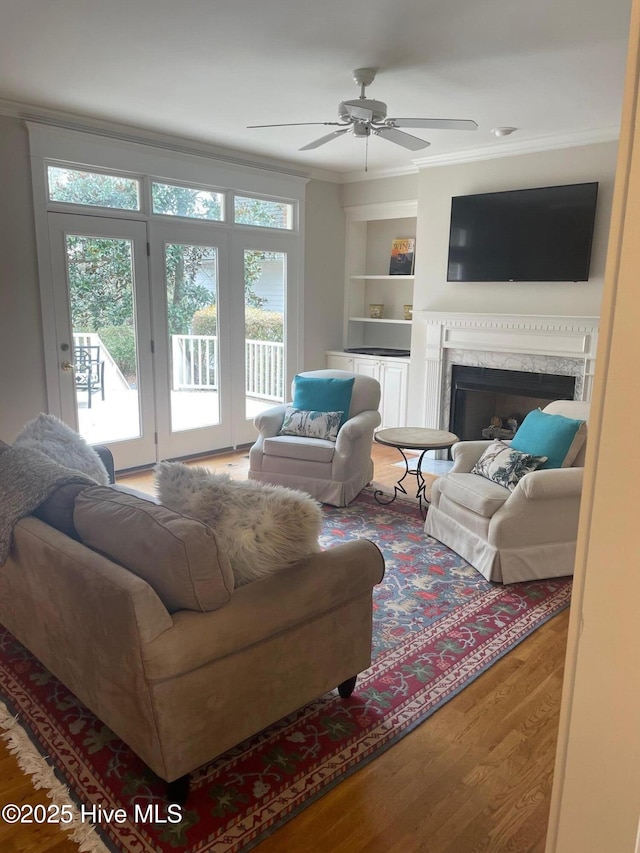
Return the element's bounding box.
[155,461,322,586]
[14,413,109,485]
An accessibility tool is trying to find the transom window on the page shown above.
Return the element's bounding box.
[234,195,294,229]
[151,181,224,221]
[47,166,140,211]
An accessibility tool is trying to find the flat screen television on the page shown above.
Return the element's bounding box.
[447,182,598,282]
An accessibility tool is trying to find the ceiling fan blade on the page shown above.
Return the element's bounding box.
[247,122,345,129]
[299,128,351,151]
[375,126,430,151]
[387,118,478,131]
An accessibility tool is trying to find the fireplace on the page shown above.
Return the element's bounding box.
[449,365,576,441]
[414,311,598,432]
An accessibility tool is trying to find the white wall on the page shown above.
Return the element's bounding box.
[0,115,47,440]
[415,142,617,316]
[303,179,345,367]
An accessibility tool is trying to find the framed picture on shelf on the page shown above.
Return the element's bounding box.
[389,238,415,275]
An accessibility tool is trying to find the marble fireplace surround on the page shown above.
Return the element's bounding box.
[416,311,599,430]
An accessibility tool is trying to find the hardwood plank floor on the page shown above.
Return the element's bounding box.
[0,445,569,852]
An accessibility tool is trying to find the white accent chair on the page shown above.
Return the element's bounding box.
[424,400,590,583]
[249,369,381,506]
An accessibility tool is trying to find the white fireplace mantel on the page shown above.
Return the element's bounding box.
[414,311,599,429]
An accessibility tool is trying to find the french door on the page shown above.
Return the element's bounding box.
[48,213,157,469]
[47,213,291,468]
[148,221,234,460]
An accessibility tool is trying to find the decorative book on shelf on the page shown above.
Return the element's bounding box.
[389,238,415,275]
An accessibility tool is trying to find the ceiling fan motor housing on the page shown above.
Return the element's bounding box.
[339,99,388,123]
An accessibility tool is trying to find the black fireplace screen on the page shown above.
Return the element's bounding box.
[449,365,576,441]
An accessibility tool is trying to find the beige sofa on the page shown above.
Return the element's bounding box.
[0,487,384,801]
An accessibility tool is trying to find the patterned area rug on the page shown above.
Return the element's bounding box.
[0,489,571,853]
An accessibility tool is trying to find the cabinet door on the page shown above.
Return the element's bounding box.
[352,357,381,380]
[326,353,354,371]
[380,361,409,429]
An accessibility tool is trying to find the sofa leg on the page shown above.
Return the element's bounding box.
[338,675,357,698]
[166,773,190,805]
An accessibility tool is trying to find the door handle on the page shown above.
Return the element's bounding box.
[61,361,74,371]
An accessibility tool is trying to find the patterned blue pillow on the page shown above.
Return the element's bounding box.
[472,441,548,491]
[293,376,354,428]
[279,407,343,442]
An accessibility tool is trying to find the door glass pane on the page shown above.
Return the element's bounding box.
[152,182,224,221]
[49,167,140,210]
[66,235,142,443]
[166,244,220,432]
[244,250,285,419]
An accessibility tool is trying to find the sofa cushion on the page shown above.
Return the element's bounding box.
[14,413,109,484]
[510,408,587,469]
[279,407,342,442]
[437,473,511,518]
[32,482,89,540]
[293,375,355,428]
[263,434,336,463]
[471,440,547,491]
[73,486,234,613]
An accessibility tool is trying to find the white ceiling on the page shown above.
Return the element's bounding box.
[0,0,633,180]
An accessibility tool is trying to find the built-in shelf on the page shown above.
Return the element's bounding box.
[349,317,413,325]
[349,274,415,281]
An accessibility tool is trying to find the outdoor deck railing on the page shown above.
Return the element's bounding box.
[171,335,284,401]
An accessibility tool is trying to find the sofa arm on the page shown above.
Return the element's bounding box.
[253,404,287,437]
[516,466,584,501]
[336,410,381,448]
[450,440,494,473]
[142,539,385,679]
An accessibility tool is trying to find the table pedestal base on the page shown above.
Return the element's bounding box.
[373,447,431,519]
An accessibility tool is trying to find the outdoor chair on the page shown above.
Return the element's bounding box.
[74,345,105,408]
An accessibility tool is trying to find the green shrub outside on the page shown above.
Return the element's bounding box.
[98,325,137,376]
[191,305,283,342]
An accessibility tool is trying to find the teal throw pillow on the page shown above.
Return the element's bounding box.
[293,375,355,428]
[510,408,587,469]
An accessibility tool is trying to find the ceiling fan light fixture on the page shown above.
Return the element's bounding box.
[491,126,517,137]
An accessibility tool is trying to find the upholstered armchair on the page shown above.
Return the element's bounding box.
[249,369,381,506]
[424,400,590,583]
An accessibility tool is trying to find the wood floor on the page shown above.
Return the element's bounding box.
[0,445,569,852]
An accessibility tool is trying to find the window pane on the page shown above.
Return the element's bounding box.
[66,235,142,443]
[244,250,285,419]
[166,243,220,432]
[152,182,224,221]
[48,166,140,210]
[234,196,293,229]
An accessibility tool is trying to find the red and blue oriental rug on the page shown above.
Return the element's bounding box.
[0,489,571,853]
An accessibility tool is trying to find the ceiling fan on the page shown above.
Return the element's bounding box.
[248,68,478,154]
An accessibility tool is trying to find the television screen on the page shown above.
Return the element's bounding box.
[447,182,598,282]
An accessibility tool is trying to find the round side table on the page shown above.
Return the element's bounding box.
[373,427,459,517]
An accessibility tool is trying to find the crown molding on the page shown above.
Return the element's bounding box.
[338,162,420,184]
[0,97,341,184]
[410,126,620,169]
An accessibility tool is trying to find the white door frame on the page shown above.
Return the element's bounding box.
[47,212,157,469]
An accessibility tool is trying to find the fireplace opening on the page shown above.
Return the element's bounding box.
[449,365,576,441]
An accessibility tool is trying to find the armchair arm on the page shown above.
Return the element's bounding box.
[450,440,494,473]
[335,410,381,449]
[253,403,287,437]
[516,466,584,501]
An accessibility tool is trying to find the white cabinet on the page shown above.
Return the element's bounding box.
[326,351,409,428]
